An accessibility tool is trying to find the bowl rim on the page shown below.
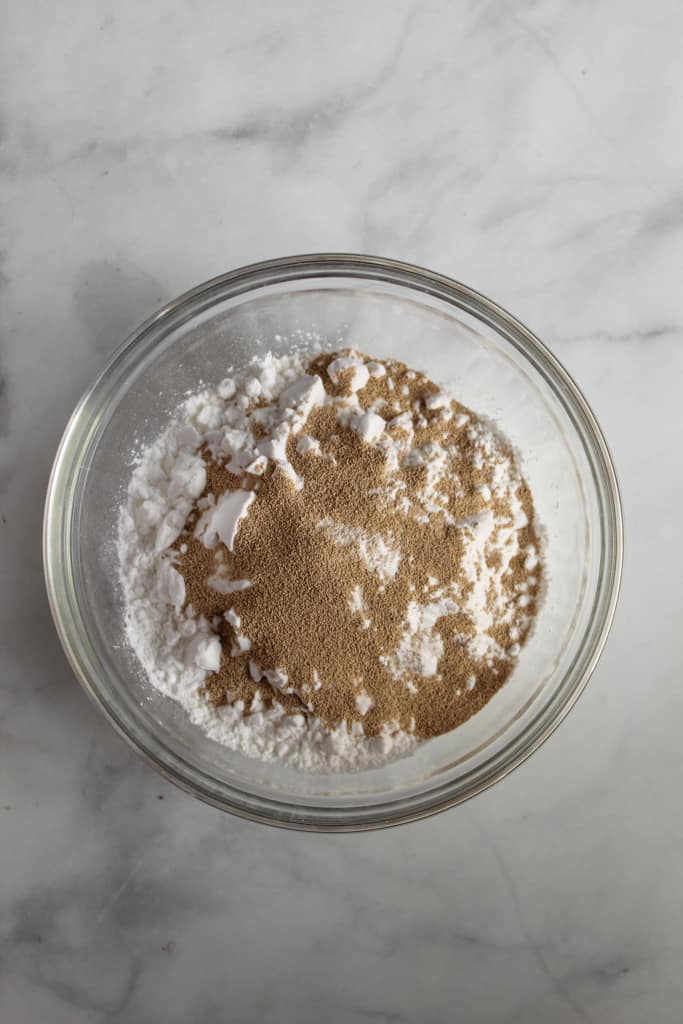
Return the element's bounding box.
[43,252,624,831]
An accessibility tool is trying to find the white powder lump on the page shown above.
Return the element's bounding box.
[195,489,255,551]
[327,353,370,393]
[355,691,375,716]
[354,411,386,444]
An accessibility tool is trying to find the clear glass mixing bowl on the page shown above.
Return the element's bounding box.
[44,254,623,830]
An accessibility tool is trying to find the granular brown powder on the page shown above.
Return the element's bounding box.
[172,350,542,741]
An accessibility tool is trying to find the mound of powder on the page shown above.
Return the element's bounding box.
[117,347,542,772]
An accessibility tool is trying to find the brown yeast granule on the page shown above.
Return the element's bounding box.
[171,349,542,742]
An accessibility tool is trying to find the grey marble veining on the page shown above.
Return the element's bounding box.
[1,2,682,1021]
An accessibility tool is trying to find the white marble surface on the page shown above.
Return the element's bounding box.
[1,2,682,1021]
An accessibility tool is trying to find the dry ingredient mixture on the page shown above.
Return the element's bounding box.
[118,347,542,772]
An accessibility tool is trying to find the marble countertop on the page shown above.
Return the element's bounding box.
[2,2,682,1021]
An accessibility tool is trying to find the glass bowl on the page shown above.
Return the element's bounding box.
[44,254,623,831]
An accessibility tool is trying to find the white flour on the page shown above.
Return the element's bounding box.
[317,519,401,582]
[118,348,539,773]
